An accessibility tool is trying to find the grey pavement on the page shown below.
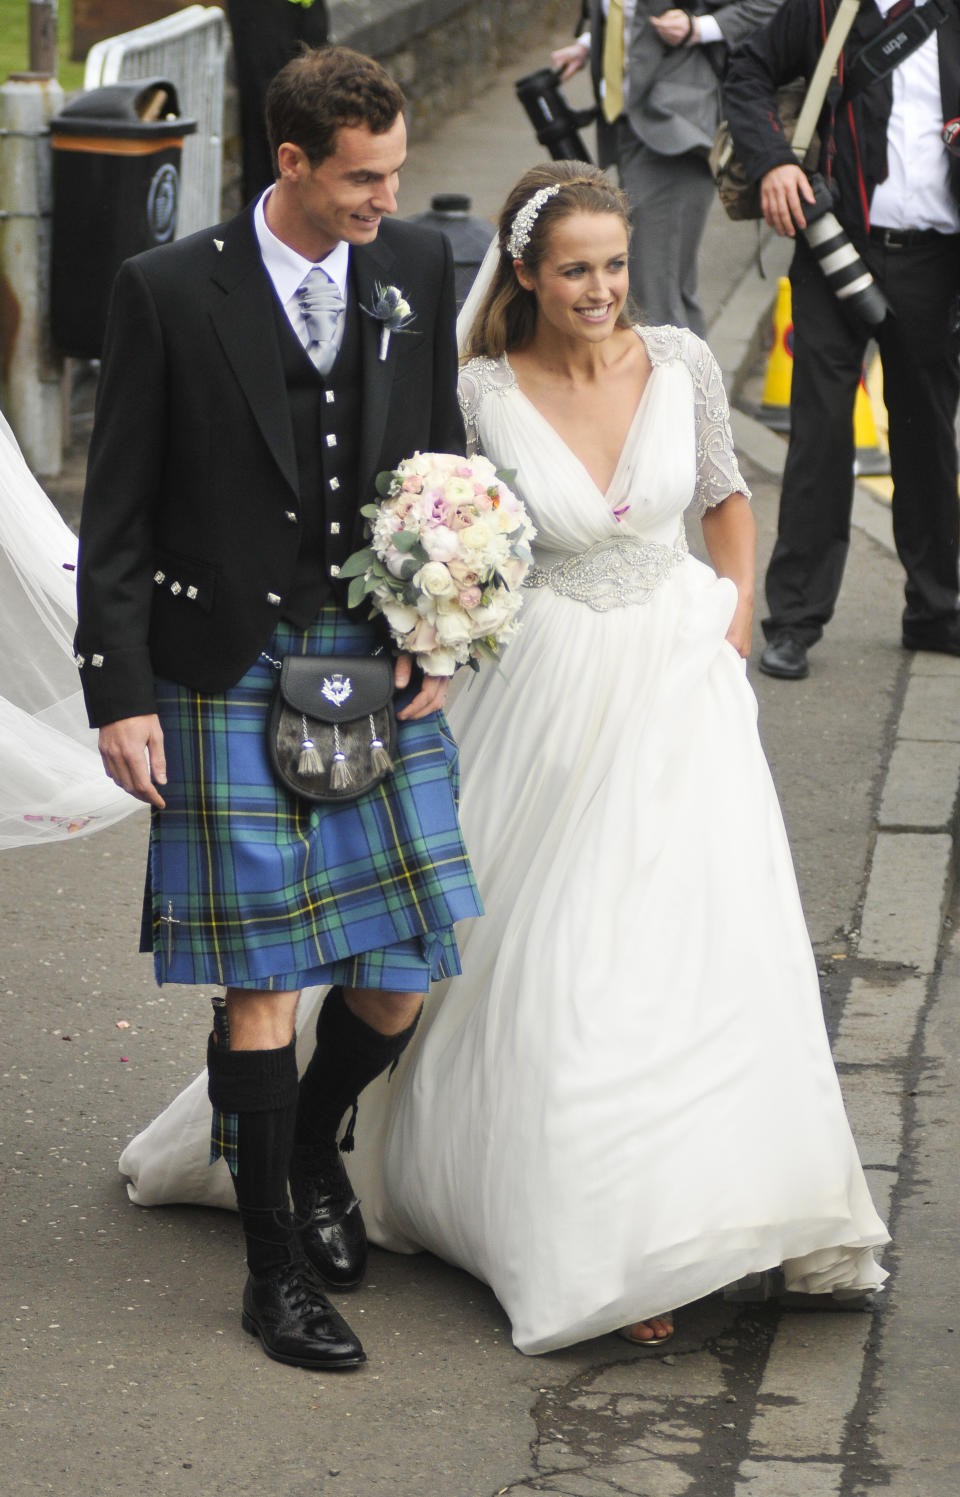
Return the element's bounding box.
[3,32,959,1497]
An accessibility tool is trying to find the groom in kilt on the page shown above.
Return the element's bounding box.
[75,46,482,1369]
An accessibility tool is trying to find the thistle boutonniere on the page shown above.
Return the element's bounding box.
[361,283,416,361]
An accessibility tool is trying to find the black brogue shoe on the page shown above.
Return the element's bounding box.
[290,1141,368,1289]
[241,1260,365,1369]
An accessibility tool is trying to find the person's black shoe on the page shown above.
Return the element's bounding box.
[290,1142,368,1289]
[241,1260,365,1369]
[758,633,810,680]
[902,619,960,657]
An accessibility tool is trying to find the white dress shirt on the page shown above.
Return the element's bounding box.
[869,0,960,232]
[253,188,352,351]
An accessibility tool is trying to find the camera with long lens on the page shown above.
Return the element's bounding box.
[801,173,890,328]
[515,68,596,163]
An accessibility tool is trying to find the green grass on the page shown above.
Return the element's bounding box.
[0,0,87,94]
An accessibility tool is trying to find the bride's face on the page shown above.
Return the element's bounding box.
[515,212,629,344]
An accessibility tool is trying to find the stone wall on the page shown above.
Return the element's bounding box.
[330,0,573,137]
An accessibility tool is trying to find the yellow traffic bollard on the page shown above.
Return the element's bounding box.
[853,362,890,476]
[758,277,794,431]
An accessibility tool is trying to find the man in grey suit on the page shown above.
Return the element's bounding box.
[554,0,781,333]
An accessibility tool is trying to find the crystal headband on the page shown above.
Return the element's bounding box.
[507,183,563,259]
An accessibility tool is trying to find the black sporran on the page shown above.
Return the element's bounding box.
[267,653,396,803]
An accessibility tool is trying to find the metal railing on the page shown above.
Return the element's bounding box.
[84,5,227,238]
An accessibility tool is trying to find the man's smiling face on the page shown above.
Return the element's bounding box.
[277,114,407,260]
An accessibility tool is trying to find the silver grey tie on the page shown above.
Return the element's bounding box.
[297,267,345,376]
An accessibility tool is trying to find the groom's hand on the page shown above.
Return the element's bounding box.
[99,714,167,808]
[394,653,450,720]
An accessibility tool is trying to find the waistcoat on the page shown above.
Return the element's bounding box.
[272,283,363,626]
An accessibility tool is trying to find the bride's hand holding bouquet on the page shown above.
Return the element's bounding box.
[340,452,536,679]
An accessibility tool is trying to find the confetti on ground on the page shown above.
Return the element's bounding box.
[116,1020,131,1029]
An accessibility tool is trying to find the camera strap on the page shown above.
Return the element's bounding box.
[842,0,957,103]
[789,0,862,162]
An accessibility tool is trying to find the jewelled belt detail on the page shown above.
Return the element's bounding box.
[524,530,688,611]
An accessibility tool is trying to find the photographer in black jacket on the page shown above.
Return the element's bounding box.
[724,0,960,678]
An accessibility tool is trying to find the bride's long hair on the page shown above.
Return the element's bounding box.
[460,162,634,361]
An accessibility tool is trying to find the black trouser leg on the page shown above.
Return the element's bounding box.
[225,0,330,202]
[207,1035,299,1276]
[872,235,960,629]
[764,238,866,645]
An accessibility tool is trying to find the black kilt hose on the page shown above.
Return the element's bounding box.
[142,607,483,992]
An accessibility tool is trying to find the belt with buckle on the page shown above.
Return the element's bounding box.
[868,226,955,249]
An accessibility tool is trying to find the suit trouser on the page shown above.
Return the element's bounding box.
[764,232,960,645]
[614,119,715,337]
[226,0,329,204]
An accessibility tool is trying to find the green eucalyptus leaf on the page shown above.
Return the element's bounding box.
[337,548,374,579]
[347,575,368,609]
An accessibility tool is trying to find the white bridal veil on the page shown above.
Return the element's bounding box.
[0,409,137,848]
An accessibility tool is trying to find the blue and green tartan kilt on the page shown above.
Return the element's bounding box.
[142,607,483,991]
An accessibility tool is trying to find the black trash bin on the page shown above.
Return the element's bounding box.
[407,195,493,309]
[50,79,197,359]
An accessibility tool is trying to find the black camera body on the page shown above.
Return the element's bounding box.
[515,68,596,163]
[801,173,890,329]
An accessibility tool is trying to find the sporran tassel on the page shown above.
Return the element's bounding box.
[330,722,354,791]
[297,715,325,776]
[368,715,393,776]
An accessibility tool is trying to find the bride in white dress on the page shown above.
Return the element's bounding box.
[119,162,887,1354]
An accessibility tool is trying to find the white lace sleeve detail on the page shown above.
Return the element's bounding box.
[638,325,751,518]
[458,356,516,458]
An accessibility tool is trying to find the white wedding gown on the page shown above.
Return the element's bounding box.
[118,326,888,1353]
[0,411,138,848]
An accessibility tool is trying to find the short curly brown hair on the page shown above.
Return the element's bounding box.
[265,45,405,174]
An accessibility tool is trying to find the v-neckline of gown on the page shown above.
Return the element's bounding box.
[503,327,656,507]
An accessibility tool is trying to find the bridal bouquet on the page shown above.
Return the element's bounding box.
[341,452,536,676]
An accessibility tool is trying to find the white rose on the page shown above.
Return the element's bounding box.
[470,594,514,634]
[417,646,458,678]
[379,597,420,636]
[417,561,459,599]
[443,477,475,505]
[434,609,473,646]
[458,523,489,552]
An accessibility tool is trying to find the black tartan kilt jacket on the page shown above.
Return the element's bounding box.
[75,208,465,728]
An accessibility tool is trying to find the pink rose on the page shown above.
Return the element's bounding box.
[459,586,482,609]
[407,617,438,653]
[401,476,423,493]
[448,503,476,531]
